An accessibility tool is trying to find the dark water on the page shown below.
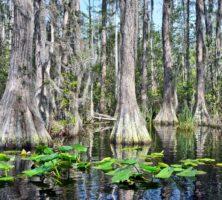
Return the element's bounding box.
[1,126,222,200]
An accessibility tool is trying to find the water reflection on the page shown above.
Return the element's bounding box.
[1,127,222,199]
[154,125,177,163]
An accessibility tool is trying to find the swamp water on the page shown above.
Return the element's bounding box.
[0,126,222,200]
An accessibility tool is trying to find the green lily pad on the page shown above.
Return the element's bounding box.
[120,159,136,165]
[29,153,58,162]
[73,144,87,153]
[158,162,169,168]
[177,167,196,177]
[0,162,14,170]
[94,160,114,171]
[43,148,54,155]
[58,146,73,152]
[23,163,53,177]
[111,168,132,183]
[197,158,215,163]
[59,153,77,161]
[139,164,160,173]
[0,176,14,182]
[0,154,10,162]
[155,167,174,179]
[77,162,91,170]
[216,163,222,167]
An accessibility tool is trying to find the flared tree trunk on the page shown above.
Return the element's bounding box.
[0,0,52,148]
[153,0,178,125]
[193,0,209,124]
[110,0,151,145]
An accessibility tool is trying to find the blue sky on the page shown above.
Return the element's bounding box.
[80,0,163,30]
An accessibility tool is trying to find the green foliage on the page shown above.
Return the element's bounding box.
[155,167,174,179]
[0,144,219,187]
[0,44,9,98]
[0,154,10,161]
[178,105,196,131]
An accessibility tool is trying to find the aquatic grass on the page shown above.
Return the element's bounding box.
[178,105,197,132]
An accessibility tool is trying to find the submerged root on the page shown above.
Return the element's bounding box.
[110,107,151,145]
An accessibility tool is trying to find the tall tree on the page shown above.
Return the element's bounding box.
[110,0,151,145]
[185,0,191,106]
[141,0,149,114]
[100,0,107,113]
[154,0,178,125]
[0,0,52,148]
[204,0,214,92]
[150,0,157,92]
[215,0,222,105]
[34,0,51,129]
[194,0,209,124]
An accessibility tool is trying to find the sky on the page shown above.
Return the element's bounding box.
[80,0,163,30]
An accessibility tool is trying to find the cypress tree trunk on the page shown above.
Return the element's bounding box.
[215,0,222,105]
[153,0,178,125]
[150,0,157,92]
[100,0,107,113]
[34,0,51,129]
[185,0,191,107]
[110,0,151,145]
[193,0,209,124]
[141,0,149,115]
[0,0,52,148]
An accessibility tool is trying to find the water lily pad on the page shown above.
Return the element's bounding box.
[176,167,196,177]
[43,148,54,155]
[216,163,222,167]
[197,158,215,163]
[23,163,53,177]
[0,154,10,162]
[0,176,14,182]
[158,162,169,168]
[59,153,77,161]
[29,153,58,162]
[111,168,132,183]
[77,162,90,170]
[120,159,136,165]
[0,162,14,170]
[73,144,87,153]
[94,160,114,171]
[155,167,174,179]
[139,164,160,173]
[58,146,73,152]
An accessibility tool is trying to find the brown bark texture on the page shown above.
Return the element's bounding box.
[111,0,151,145]
[154,0,178,125]
[0,0,52,148]
[193,0,210,124]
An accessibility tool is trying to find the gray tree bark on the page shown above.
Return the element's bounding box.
[154,0,178,125]
[193,0,209,124]
[0,0,52,148]
[110,0,151,145]
[100,0,107,113]
[215,0,222,105]
[150,0,157,92]
[141,0,149,115]
[34,0,51,129]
